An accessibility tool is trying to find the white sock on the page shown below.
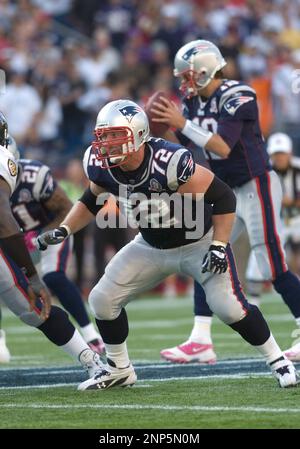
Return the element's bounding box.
[189,316,212,344]
[80,323,100,343]
[60,329,90,361]
[105,342,130,369]
[255,333,284,364]
[295,317,300,328]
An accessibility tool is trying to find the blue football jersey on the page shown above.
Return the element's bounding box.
[10,159,57,232]
[83,138,213,249]
[177,79,271,187]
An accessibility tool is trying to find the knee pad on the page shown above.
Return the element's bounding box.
[220,307,247,326]
[19,310,45,328]
[0,284,45,327]
[89,287,117,321]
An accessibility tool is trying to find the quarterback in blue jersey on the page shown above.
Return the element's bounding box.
[37,99,299,389]
[150,39,300,364]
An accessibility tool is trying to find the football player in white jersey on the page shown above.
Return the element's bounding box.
[37,99,299,389]
[0,137,104,363]
[0,112,102,383]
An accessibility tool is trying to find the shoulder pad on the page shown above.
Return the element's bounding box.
[32,164,53,201]
[167,149,195,191]
[83,145,93,178]
[219,83,256,112]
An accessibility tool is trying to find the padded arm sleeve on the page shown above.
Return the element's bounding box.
[204,175,236,215]
[78,187,104,216]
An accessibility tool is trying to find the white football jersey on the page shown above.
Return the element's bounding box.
[0,145,18,194]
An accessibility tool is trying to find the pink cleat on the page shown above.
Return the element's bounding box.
[88,338,106,355]
[284,342,300,362]
[160,341,217,364]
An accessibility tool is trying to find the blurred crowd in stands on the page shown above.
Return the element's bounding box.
[0,0,300,294]
[0,0,300,164]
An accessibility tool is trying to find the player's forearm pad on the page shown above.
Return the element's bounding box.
[181,119,213,148]
[204,175,236,215]
[0,232,37,277]
[78,187,103,216]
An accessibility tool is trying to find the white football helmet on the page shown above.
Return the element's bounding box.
[93,99,150,168]
[174,40,227,97]
[7,135,20,160]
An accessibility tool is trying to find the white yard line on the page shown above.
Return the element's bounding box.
[0,402,299,414]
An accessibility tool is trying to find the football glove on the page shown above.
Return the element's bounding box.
[202,244,228,274]
[37,226,69,251]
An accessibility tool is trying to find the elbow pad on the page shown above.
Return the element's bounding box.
[204,176,236,215]
[78,187,103,216]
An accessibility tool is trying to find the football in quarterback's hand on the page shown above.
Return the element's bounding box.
[145,91,170,137]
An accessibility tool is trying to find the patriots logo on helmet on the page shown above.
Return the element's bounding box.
[119,106,142,123]
[224,96,254,116]
[182,44,209,61]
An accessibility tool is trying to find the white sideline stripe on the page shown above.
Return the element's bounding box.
[0,402,299,414]
[0,382,77,390]
[0,373,271,390]
[10,356,45,360]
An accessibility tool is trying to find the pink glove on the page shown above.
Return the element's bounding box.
[24,230,39,253]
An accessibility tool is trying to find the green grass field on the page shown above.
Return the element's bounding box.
[0,291,300,429]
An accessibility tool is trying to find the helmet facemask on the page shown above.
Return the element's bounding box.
[92,126,137,168]
[93,99,150,169]
[176,67,211,98]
